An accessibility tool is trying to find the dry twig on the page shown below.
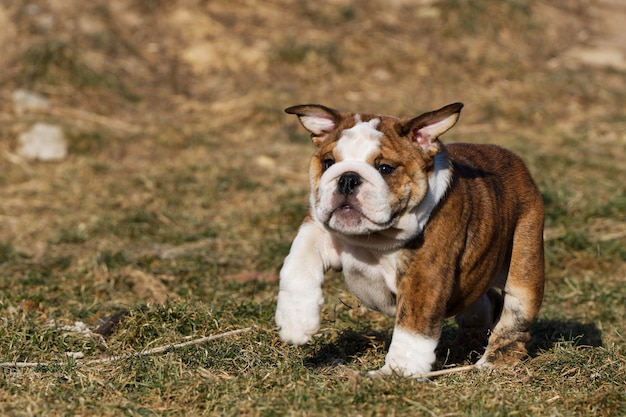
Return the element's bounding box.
[415,364,477,379]
[0,327,252,369]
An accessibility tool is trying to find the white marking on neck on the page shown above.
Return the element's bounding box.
[335,116,382,162]
[387,152,452,242]
[413,152,452,232]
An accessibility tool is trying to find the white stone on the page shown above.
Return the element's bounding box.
[17,123,68,161]
[12,89,50,114]
[66,351,85,359]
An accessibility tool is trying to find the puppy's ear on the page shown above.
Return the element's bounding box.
[402,102,463,157]
[285,104,342,146]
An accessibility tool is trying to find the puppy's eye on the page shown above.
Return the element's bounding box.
[321,158,335,171]
[377,164,396,175]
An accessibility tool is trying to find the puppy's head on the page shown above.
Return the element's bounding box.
[286,103,463,244]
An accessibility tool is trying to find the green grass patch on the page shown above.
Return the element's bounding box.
[1,0,625,415]
[20,39,138,100]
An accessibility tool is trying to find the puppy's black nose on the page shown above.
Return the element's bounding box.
[338,172,362,195]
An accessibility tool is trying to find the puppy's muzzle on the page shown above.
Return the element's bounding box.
[338,172,362,195]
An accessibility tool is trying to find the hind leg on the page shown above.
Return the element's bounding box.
[455,289,503,360]
[478,217,545,366]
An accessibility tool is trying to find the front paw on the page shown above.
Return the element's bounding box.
[368,359,432,379]
[275,289,323,346]
[368,327,438,378]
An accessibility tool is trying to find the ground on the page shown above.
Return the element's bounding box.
[0,0,624,416]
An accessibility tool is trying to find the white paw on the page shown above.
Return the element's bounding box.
[475,354,493,369]
[275,289,323,346]
[368,359,432,379]
[367,364,429,379]
[368,327,438,378]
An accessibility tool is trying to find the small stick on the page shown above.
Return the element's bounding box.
[0,327,252,369]
[415,364,476,379]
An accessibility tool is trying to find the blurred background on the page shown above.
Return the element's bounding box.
[0,1,625,414]
[0,0,624,343]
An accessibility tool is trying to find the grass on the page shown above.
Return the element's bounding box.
[0,0,625,415]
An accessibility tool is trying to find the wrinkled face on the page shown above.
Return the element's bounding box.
[310,114,430,237]
[287,102,462,247]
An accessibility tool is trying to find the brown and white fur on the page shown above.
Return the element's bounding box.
[275,102,544,377]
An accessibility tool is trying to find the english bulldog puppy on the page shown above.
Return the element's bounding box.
[275,102,544,377]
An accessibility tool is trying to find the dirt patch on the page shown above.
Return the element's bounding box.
[553,0,626,69]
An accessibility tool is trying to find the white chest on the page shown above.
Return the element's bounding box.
[339,247,399,316]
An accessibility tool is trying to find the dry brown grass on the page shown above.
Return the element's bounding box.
[0,0,624,415]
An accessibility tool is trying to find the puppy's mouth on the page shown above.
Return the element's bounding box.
[331,202,364,218]
[336,203,359,214]
[328,203,397,232]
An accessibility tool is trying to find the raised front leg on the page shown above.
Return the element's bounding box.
[275,221,337,346]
